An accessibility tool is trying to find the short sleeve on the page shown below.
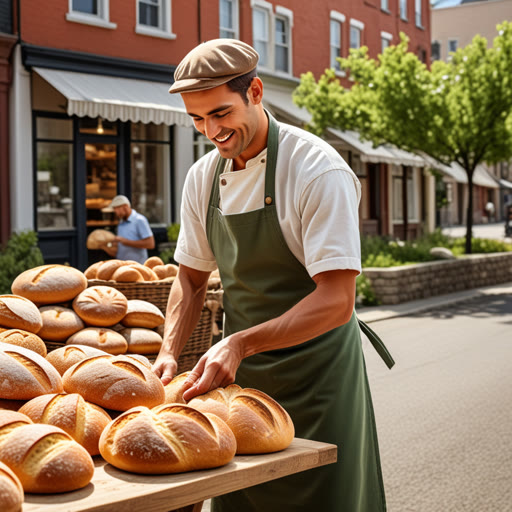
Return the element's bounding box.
[137,215,153,239]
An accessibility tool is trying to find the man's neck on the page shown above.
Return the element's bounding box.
[232,110,269,171]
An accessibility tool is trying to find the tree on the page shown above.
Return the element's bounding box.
[294,21,512,253]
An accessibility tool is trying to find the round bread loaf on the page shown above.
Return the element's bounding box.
[0,329,47,357]
[131,264,158,282]
[11,265,87,305]
[86,229,115,250]
[66,327,128,355]
[163,371,190,404]
[0,295,42,334]
[72,286,128,326]
[119,328,163,354]
[45,344,108,375]
[121,300,165,329]
[38,305,84,342]
[0,421,94,493]
[144,256,164,269]
[99,404,236,474]
[111,266,143,283]
[19,393,112,456]
[0,460,24,512]
[187,385,295,454]
[0,342,63,400]
[84,260,105,280]
[62,354,165,411]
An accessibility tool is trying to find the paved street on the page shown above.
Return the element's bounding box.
[442,221,511,242]
[362,293,512,512]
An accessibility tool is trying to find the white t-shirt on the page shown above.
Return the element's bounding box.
[174,121,362,277]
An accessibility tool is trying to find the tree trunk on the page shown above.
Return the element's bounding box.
[465,168,474,254]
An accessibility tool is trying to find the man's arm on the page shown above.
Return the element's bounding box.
[152,263,211,383]
[182,268,357,400]
[100,241,118,257]
[115,235,155,249]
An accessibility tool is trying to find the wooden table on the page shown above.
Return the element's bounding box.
[23,438,337,512]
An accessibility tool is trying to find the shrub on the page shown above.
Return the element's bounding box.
[160,223,181,264]
[0,231,44,294]
[356,273,380,307]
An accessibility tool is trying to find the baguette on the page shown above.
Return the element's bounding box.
[0,295,42,334]
[0,460,24,512]
[72,286,128,326]
[0,329,47,357]
[66,327,128,355]
[45,344,108,375]
[99,404,236,474]
[38,305,85,342]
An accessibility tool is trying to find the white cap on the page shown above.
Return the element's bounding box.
[109,195,131,208]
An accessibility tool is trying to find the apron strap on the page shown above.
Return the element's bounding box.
[357,318,395,369]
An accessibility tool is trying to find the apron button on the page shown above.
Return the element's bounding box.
[265,196,273,205]
[220,178,227,186]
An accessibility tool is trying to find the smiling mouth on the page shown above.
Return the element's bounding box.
[215,131,234,143]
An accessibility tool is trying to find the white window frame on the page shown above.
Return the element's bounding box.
[400,0,408,21]
[391,165,419,223]
[274,6,293,76]
[136,0,176,40]
[349,19,364,50]
[381,31,392,53]
[219,0,239,39]
[252,1,272,70]
[381,0,389,12]
[415,0,422,27]
[66,0,117,29]
[330,11,345,76]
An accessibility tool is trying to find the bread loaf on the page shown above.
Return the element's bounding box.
[0,295,42,334]
[99,404,236,474]
[83,260,105,280]
[121,300,165,328]
[119,328,162,354]
[187,384,295,454]
[111,266,143,283]
[152,264,178,280]
[45,344,108,375]
[62,354,165,411]
[0,417,94,493]
[163,371,190,404]
[86,229,115,250]
[19,393,112,456]
[131,264,157,282]
[38,305,85,342]
[11,265,87,305]
[0,329,47,357]
[144,256,164,269]
[0,460,24,512]
[0,342,63,400]
[95,260,131,281]
[66,327,128,355]
[72,286,128,326]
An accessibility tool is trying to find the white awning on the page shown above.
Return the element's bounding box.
[499,178,512,190]
[34,67,193,127]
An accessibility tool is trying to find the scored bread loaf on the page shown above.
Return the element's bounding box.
[119,327,163,354]
[66,327,128,355]
[163,371,190,404]
[0,415,94,493]
[11,265,87,305]
[99,404,236,474]
[0,328,47,357]
[0,342,63,400]
[121,300,165,329]
[62,354,165,411]
[45,344,108,375]
[38,305,85,342]
[0,460,24,512]
[0,295,42,334]
[72,286,128,326]
[19,393,112,456]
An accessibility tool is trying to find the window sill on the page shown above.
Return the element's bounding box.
[66,12,117,29]
[380,8,391,15]
[400,16,409,23]
[334,69,346,78]
[135,25,177,40]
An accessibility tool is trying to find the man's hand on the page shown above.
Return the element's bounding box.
[182,335,244,401]
[152,353,179,385]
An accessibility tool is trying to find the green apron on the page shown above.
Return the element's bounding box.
[206,113,394,511]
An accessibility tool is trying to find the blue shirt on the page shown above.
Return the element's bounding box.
[116,209,153,264]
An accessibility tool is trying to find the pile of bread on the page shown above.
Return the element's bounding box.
[85,256,179,283]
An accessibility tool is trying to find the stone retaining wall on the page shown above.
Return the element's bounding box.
[363,252,512,305]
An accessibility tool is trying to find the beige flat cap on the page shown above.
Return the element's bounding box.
[169,39,259,94]
[109,195,130,208]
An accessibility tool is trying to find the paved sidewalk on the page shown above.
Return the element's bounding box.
[357,281,512,324]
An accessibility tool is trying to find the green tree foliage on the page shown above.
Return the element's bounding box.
[294,22,512,254]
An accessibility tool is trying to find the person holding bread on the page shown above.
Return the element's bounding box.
[152,39,394,512]
[101,195,155,264]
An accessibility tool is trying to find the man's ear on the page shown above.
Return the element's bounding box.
[247,77,264,105]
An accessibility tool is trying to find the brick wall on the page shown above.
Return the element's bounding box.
[363,253,512,305]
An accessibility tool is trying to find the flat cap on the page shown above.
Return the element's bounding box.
[109,195,131,208]
[169,39,259,94]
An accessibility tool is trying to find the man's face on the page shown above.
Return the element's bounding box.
[114,204,131,220]
[182,80,265,166]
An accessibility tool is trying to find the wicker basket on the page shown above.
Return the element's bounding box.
[84,278,223,373]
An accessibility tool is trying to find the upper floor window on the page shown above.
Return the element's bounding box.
[431,41,441,61]
[253,6,270,68]
[136,0,175,39]
[400,0,407,21]
[448,39,458,54]
[275,15,290,72]
[350,19,364,50]
[381,0,389,12]
[330,11,345,73]
[67,0,116,29]
[415,0,422,27]
[381,31,392,53]
[220,0,239,39]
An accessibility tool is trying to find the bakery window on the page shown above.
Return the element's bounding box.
[36,117,74,230]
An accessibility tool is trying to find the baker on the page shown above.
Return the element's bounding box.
[153,39,394,511]
[102,195,155,264]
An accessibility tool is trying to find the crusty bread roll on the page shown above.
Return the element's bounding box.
[45,344,108,375]
[66,327,128,355]
[19,393,112,456]
[144,256,164,269]
[152,264,178,280]
[0,328,47,357]
[0,342,63,400]
[119,327,162,354]
[72,286,128,326]
[95,259,131,281]
[187,385,295,454]
[121,300,165,329]
[131,264,158,281]
[83,260,105,280]
[11,265,87,305]
[163,371,190,404]
[38,305,85,342]
[62,354,165,411]
[0,295,42,334]
[0,460,24,512]
[111,265,144,283]
[99,404,236,474]
[0,418,94,493]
